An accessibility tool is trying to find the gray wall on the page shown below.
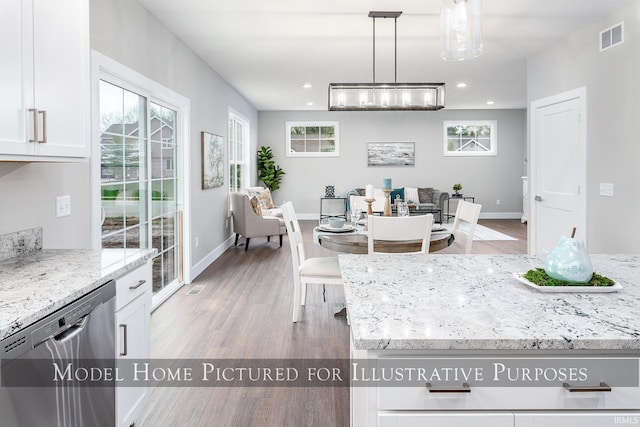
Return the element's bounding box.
[90,0,258,270]
[259,109,526,218]
[527,1,640,252]
[0,162,91,248]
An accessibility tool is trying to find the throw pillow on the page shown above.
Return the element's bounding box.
[252,188,274,210]
[390,187,405,202]
[404,187,419,204]
[418,187,435,204]
[249,196,262,217]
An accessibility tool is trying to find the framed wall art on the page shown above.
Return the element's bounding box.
[201,131,224,189]
[367,142,415,166]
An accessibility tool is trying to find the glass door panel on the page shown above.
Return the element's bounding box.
[99,81,148,255]
[149,103,179,294]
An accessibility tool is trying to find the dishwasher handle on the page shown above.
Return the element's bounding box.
[52,316,89,344]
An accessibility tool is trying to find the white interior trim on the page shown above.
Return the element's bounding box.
[90,50,192,304]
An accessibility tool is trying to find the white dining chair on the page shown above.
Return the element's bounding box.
[367,214,433,254]
[282,202,343,323]
[450,200,482,254]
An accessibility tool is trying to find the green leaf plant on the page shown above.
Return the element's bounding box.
[257,145,286,192]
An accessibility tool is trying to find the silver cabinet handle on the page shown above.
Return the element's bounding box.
[119,324,128,356]
[28,108,39,143]
[534,195,542,202]
[129,279,146,290]
[39,110,47,143]
[563,382,611,393]
[426,382,471,393]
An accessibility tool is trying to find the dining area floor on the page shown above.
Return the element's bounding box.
[138,219,526,427]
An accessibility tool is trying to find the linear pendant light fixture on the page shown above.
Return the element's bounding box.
[328,11,445,111]
[441,0,483,61]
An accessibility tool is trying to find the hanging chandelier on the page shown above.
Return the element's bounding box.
[441,0,483,61]
[328,11,445,111]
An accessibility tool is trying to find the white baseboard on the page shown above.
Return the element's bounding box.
[299,212,524,221]
[190,235,235,282]
[479,212,523,220]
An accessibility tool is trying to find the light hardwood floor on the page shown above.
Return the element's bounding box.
[138,219,527,427]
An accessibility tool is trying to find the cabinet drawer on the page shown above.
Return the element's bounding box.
[115,262,152,310]
[379,412,513,427]
[376,357,640,411]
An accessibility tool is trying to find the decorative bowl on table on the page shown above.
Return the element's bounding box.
[328,218,346,228]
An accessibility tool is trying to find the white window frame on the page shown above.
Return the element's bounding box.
[286,121,339,157]
[228,108,250,193]
[91,50,192,293]
[443,120,497,157]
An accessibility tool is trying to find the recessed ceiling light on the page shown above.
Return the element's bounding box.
[486,100,495,105]
[306,102,314,106]
[456,83,467,88]
[302,83,312,89]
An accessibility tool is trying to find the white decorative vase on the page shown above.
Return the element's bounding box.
[544,236,593,283]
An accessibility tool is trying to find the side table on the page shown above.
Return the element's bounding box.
[445,195,475,223]
[319,197,347,223]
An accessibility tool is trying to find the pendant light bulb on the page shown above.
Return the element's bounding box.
[441,0,483,61]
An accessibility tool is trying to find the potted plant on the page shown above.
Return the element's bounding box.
[257,145,285,192]
[452,183,463,196]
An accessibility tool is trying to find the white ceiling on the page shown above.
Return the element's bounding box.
[136,0,635,111]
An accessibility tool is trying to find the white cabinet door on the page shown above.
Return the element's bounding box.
[0,0,89,159]
[32,0,89,158]
[379,413,514,427]
[515,412,640,427]
[115,288,151,427]
[0,0,33,156]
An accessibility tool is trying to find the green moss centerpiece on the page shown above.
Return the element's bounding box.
[523,268,615,287]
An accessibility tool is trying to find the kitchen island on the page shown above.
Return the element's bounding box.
[339,254,640,427]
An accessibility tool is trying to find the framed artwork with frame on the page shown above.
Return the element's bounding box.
[201,131,224,189]
[367,142,415,166]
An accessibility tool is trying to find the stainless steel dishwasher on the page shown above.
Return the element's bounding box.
[1,279,116,427]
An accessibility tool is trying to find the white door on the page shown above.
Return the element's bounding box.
[529,88,587,255]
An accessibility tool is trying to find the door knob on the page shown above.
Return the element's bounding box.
[535,195,542,202]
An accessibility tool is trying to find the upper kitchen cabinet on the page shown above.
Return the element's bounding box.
[0,0,90,161]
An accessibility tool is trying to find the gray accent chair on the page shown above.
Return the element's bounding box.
[230,192,286,251]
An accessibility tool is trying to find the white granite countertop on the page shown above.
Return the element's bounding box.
[0,248,156,340]
[339,254,640,351]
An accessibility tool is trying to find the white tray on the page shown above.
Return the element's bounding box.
[318,224,355,233]
[512,272,622,293]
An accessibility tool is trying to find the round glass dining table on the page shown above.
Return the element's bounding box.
[314,225,454,254]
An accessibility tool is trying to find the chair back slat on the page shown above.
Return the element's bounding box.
[451,200,482,254]
[367,214,433,254]
[282,201,306,268]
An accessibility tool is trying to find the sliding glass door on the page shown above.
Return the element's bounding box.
[99,81,180,295]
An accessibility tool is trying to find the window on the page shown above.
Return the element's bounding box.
[229,110,250,193]
[286,121,339,157]
[443,120,497,156]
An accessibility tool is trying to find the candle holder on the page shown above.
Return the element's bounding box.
[382,189,393,216]
[364,198,375,230]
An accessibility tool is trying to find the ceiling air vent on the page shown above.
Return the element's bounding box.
[600,22,624,52]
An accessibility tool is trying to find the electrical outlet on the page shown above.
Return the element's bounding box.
[56,195,71,217]
[496,199,501,205]
[195,237,199,248]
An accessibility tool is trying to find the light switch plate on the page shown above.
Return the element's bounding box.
[56,195,71,217]
[599,183,614,197]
